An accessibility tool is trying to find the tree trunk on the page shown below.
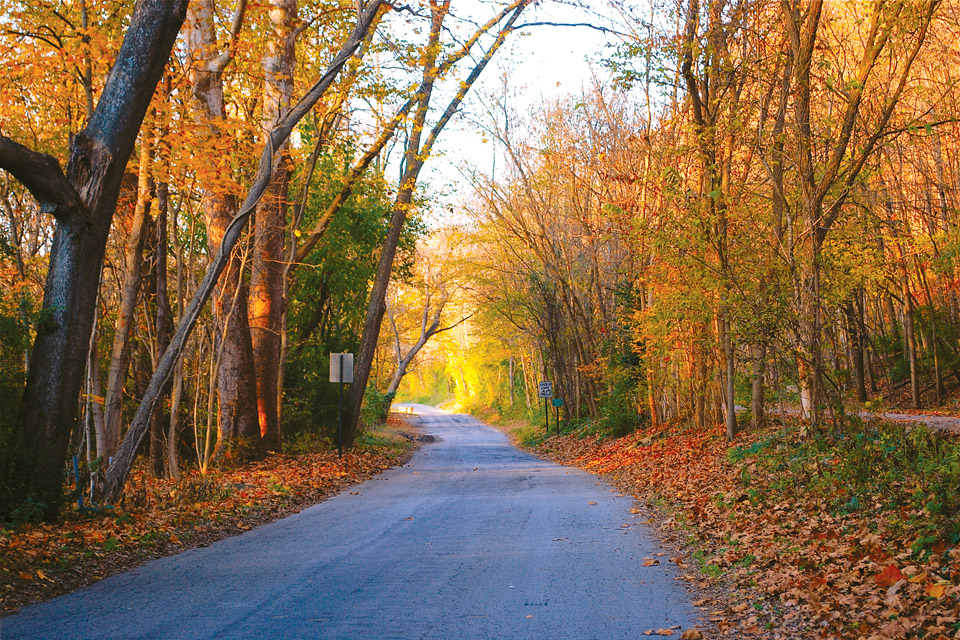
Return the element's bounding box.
[209,211,261,458]
[104,146,153,461]
[250,0,296,453]
[167,184,188,481]
[508,355,515,408]
[845,299,868,404]
[186,0,262,460]
[722,314,736,440]
[898,245,921,409]
[750,342,766,430]
[0,0,188,520]
[87,317,106,461]
[519,350,531,408]
[343,0,528,447]
[149,181,172,477]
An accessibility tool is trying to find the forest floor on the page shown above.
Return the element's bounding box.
[485,409,960,639]
[0,415,419,615]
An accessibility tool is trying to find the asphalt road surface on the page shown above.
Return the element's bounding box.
[1,405,701,640]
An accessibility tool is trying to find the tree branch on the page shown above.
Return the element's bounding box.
[0,135,83,218]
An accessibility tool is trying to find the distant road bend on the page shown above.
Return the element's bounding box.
[1,404,701,640]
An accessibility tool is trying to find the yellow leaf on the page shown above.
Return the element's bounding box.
[926,583,946,598]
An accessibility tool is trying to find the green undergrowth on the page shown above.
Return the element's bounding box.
[729,420,960,544]
[284,416,413,456]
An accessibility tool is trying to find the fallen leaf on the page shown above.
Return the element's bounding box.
[874,564,903,588]
[925,583,946,598]
[680,631,703,640]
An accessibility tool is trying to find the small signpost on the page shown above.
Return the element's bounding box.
[330,353,354,457]
[538,381,553,433]
[551,397,563,433]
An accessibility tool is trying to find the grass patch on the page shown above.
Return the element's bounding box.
[731,422,960,542]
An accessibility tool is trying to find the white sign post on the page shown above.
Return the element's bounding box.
[537,381,553,399]
[329,353,354,383]
[538,381,553,433]
[330,353,354,457]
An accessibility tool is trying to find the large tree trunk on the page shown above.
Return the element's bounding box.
[208,193,261,458]
[186,0,262,460]
[0,0,187,520]
[250,0,296,453]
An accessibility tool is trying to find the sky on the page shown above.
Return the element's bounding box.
[418,1,626,222]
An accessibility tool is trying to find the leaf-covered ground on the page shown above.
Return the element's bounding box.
[1,417,417,614]
[530,420,960,639]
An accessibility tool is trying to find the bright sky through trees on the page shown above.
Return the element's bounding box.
[423,1,623,220]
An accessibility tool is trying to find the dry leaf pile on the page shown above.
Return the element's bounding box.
[536,421,960,639]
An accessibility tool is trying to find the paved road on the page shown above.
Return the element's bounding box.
[766,405,960,432]
[1,405,701,640]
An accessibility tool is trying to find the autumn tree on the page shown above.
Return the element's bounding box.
[0,0,188,521]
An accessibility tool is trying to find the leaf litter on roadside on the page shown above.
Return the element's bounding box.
[1,420,415,613]
[534,419,960,639]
